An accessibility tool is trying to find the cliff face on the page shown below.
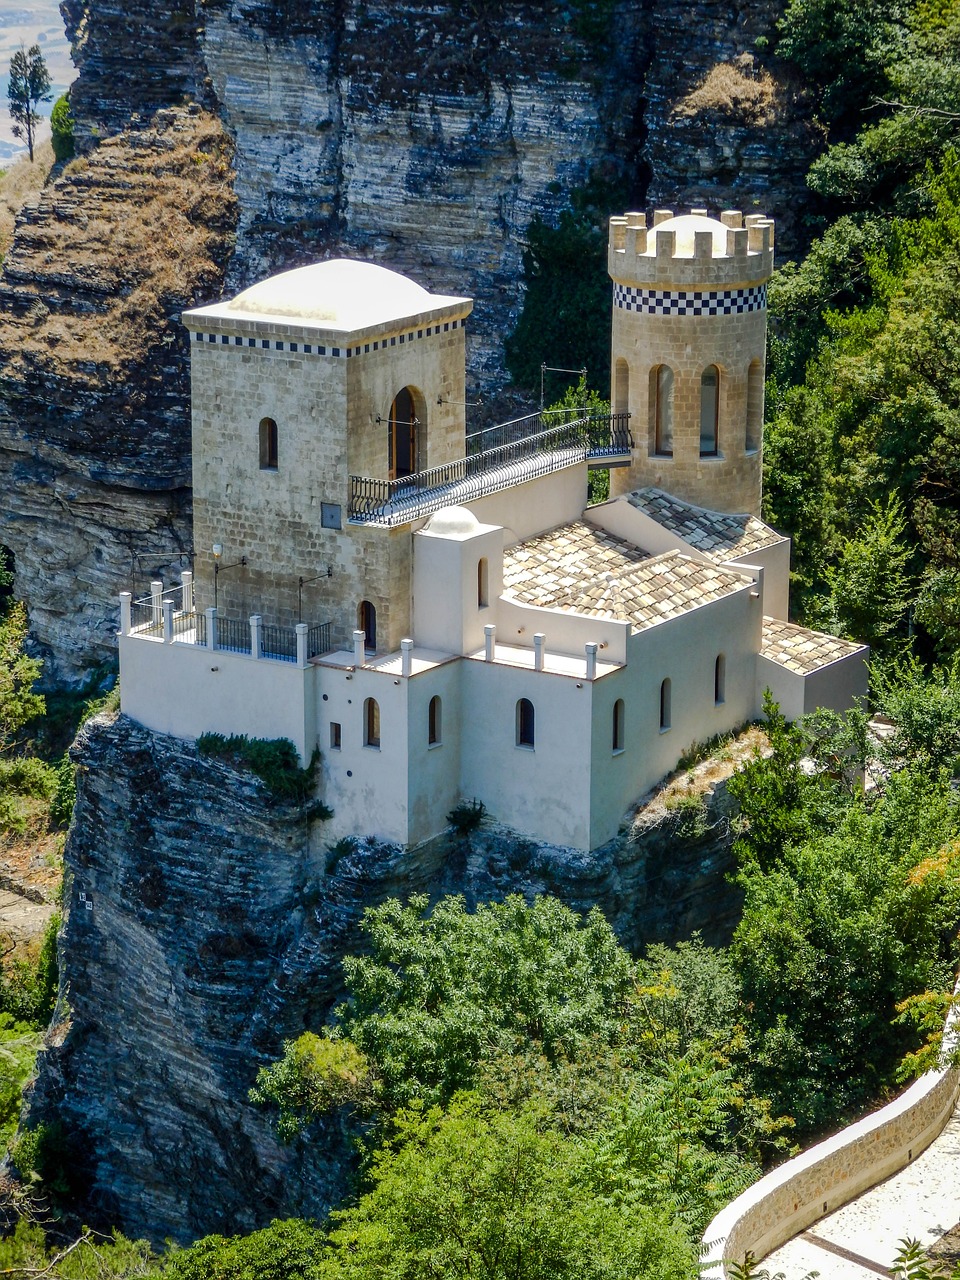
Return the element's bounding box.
[0,0,819,677]
[28,713,742,1242]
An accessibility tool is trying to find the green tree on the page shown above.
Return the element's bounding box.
[320,1095,696,1280]
[50,93,74,163]
[0,603,43,753]
[823,496,913,655]
[162,1220,325,1280]
[7,44,51,164]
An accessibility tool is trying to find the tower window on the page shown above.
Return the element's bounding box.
[428,695,442,746]
[612,699,625,752]
[259,417,278,470]
[358,600,377,652]
[615,358,630,415]
[700,366,719,456]
[364,698,380,749]
[389,386,421,480]
[478,558,489,608]
[746,359,763,453]
[516,698,535,749]
[652,365,674,456]
[659,679,672,732]
[715,654,726,705]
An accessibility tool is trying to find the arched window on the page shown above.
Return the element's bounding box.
[659,678,671,732]
[259,417,278,470]
[358,600,377,652]
[614,358,630,415]
[715,654,726,705]
[516,698,535,748]
[428,695,442,745]
[364,697,381,749]
[389,386,421,480]
[478,558,489,609]
[651,365,673,456]
[746,359,763,453]
[700,366,719,456]
[612,699,625,752]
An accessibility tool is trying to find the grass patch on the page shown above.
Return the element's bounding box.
[0,140,54,259]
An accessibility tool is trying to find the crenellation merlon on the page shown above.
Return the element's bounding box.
[607,208,775,291]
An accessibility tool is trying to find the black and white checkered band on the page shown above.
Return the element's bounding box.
[613,283,767,316]
[189,316,465,357]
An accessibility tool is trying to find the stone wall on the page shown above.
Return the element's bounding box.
[702,992,960,1273]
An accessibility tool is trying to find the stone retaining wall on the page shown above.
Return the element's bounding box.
[702,991,960,1274]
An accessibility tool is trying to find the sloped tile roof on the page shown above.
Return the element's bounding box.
[626,486,782,558]
[761,617,867,674]
[503,522,748,629]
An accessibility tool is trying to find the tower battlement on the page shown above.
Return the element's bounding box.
[608,209,775,291]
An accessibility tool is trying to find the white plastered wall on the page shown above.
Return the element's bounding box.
[119,634,313,763]
[412,521,504,655]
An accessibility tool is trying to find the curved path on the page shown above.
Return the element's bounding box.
[761,1105,960,1278]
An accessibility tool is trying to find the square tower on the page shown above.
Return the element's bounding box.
[182,260,472,651]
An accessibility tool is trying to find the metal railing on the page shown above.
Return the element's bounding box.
[216,616,252,655]
[349,410,632,525]
[262,623,296,663]
[308,622,332,659]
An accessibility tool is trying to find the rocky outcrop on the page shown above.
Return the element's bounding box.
[0,108,237,682]
[27,712,741,1242]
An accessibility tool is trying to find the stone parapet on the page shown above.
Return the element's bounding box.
[608,210,774,291]
[701,983,960,1275]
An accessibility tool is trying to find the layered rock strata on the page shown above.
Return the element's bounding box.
[27,712,741,1241]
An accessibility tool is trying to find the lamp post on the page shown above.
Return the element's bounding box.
[212,544,247,611]
[298,566,333,622]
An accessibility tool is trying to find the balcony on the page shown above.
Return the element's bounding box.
[349,410,632,526]
[125,582,334,664]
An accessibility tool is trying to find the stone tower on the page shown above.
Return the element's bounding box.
[607,208,774,516]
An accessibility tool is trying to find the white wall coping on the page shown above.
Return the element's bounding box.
[702,983,960,1274]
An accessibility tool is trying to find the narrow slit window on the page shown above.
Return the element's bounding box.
[700,366,719,456]
[330,722,342,750]
[516,698,535,748]
[364,698,380,749]
[478,557,489,608]
[428,695,442,746]
[715,654,726,705]
[654,365,674,456]
[746,359,763,453]
[615,358,629,415]
[659,678,672,732]
[612,699,625,752]
[259,417,278,470]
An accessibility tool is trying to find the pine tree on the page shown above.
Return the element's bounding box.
[7,44,51,164]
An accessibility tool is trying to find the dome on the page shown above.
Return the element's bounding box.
[227,259,439,329]
[423,506,482,538]
[644,214,728,258]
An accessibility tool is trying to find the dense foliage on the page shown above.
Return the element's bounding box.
[765,0,960,651]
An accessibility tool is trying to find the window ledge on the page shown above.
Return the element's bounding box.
[612,747,625,757]
[516,743,535,751]
[428,741,442,750]
[659,726,671,735]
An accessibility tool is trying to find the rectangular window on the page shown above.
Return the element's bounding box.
[330,722,341,750]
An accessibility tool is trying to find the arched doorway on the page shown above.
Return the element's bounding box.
[389,387,420,481]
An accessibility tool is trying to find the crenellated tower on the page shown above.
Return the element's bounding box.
[607,208,774,516]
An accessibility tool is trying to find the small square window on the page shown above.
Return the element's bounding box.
[321,502,342,530]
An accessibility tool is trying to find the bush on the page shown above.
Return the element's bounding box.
[196,733,321,804]
[447,798,485,834]
[50,94,74,162]
[1,911,59,1028]
[161,1219,326,1280]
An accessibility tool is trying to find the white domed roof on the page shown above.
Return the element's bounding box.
[225,259,459,330]
[645,214,728,258]
[423,506,481,538]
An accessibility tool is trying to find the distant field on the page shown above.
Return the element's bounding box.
[0,0,74,161]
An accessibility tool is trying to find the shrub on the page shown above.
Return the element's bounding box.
[447,797,485,834]
[50,94,74,162]
[196,733,320,804]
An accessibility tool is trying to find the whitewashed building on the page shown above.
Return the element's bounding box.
[118,210,868,851]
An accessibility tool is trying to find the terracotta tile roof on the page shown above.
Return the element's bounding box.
[503,522,748,629]
[626,486,782,558]
[761,617,867,674]
[502,521,649,606]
